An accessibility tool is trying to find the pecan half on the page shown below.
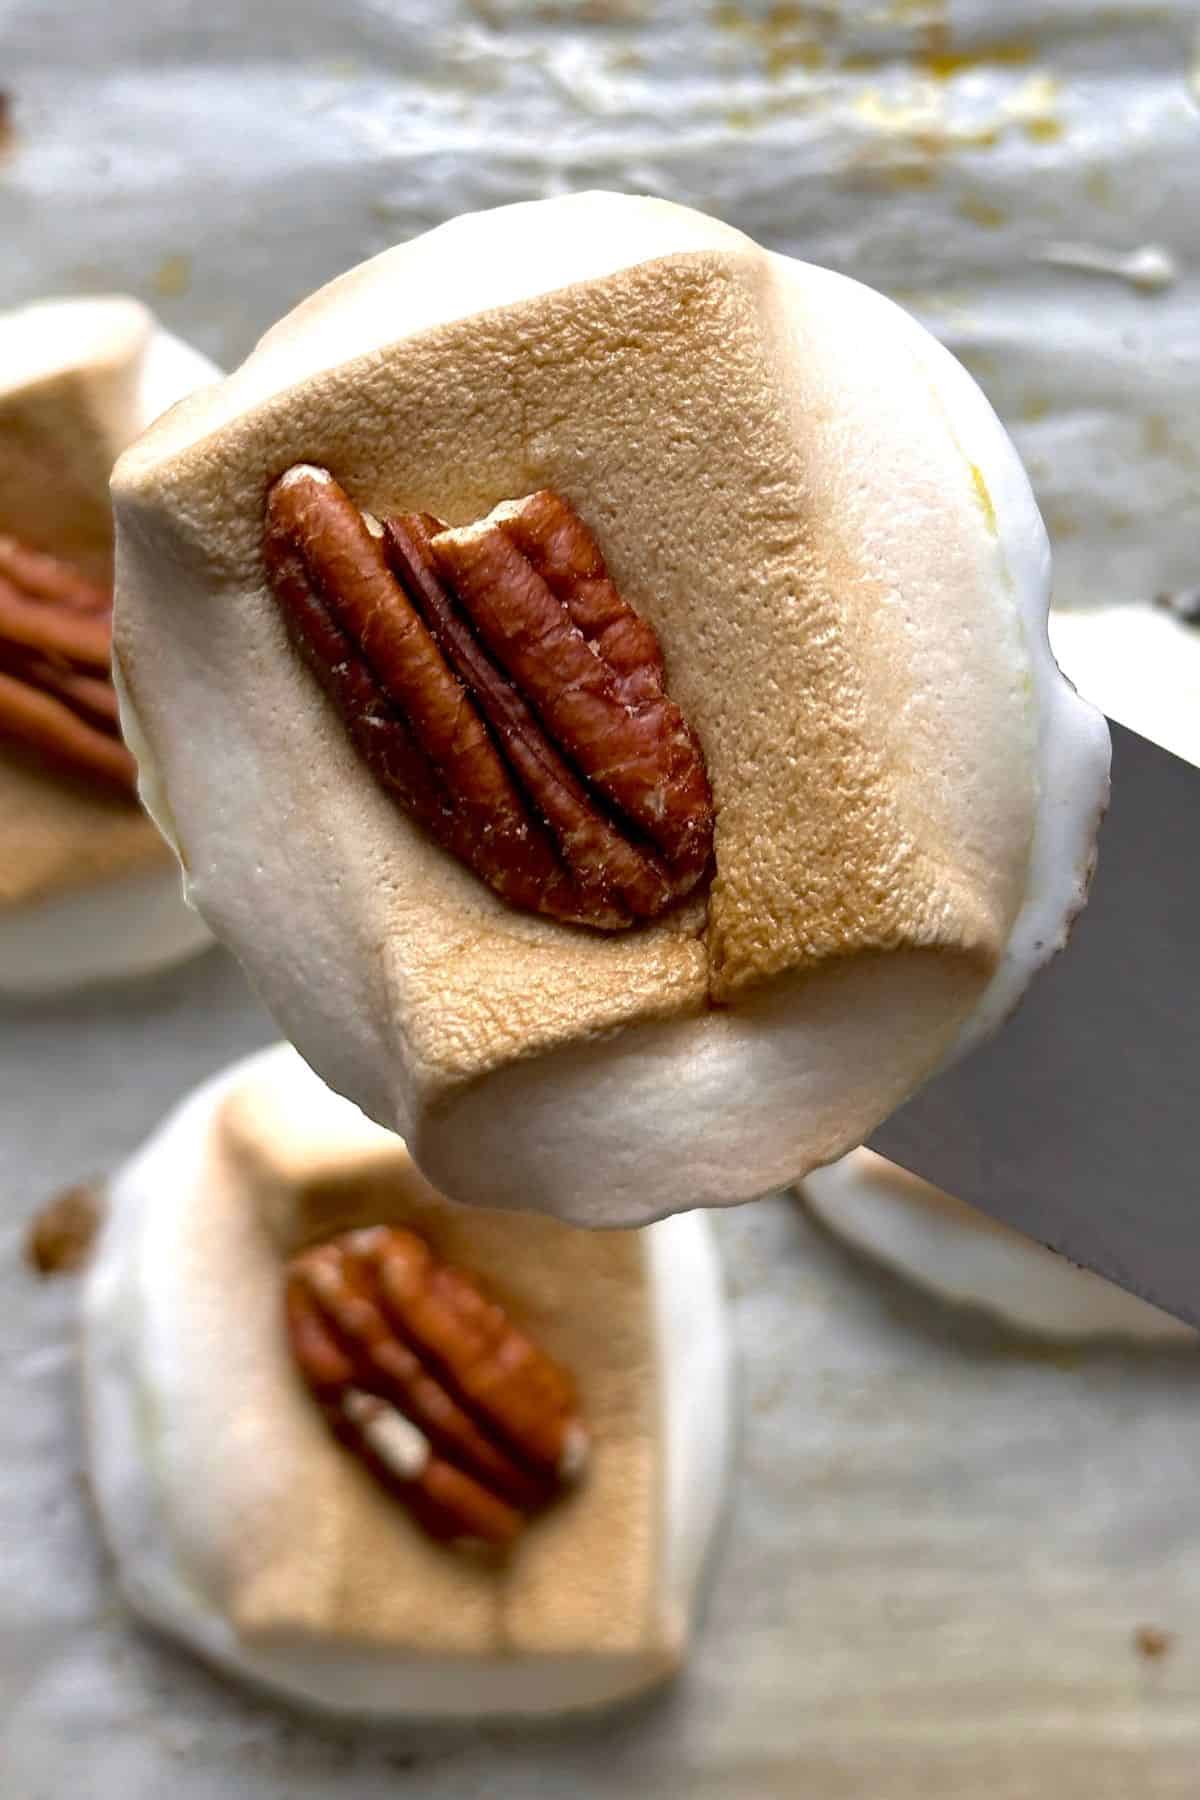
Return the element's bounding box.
[0,537,135,794]
[263,466,713,930]
[285,1224,587,1551]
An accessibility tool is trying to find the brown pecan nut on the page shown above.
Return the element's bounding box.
[284,1224,587,1551]
[262,466,714,930]
[0,536,135,794]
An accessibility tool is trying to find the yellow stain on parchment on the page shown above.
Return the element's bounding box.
[959,349,998,379]
[1004,71,1063,143]
[923,41,1034,80]
[1046,507,1080,539]
[766,2,816,27]
[766,39,827,76]
[152,253,192,299]
[710,1,834,80]
[869,161,941,187]
[1142,415,1171,456]
[1085,167,1116,207]
[958,195,1007,228]
[853,86,1001,151]
[851,61,1064,176]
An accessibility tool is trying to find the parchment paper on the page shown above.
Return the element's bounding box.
[3,1,1200,1793]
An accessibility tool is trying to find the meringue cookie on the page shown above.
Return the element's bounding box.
[0,297,218,993]
[81,1043,733,1720]
[111,193,1108,1224]
[802,1150,1194,1345]
[1050,604,1200,770]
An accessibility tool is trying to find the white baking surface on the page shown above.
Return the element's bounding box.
[3,0,1200,1792]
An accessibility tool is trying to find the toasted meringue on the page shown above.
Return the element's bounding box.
[111,194,1108,1223]
[81,1044,732,1719]
[0,297,218,993]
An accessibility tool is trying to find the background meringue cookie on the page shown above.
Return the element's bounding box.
[0,296,218,994]
[1050,604,1200,770]
[81,1043,733,1720]
[801,1151,1194,1345]
[112,194,1108,1226]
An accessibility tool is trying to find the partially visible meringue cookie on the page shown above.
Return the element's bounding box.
[0,297,218,994]
[81,1043,733,1720]
[112,193,1108,1223]
[801,1150,1194,1345]
[1049,604,1200,769]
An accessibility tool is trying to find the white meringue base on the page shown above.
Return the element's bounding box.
[0,860,211,996]
[81,1045,734,1720]
[801,1150,1193,1345]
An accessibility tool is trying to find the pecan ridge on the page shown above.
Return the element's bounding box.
[285,1224,587,1550]
[0,536,135,794]
[262,466,714,930]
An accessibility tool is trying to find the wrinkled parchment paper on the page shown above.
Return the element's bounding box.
[3,1,1200,1793]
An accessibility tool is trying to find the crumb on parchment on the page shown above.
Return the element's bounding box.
[1134,1625,1174,1661]
[26,1181,105,1276]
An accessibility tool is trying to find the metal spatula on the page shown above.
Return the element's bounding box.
[871,720,1200,1328]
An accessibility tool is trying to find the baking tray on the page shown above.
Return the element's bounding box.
[3,1,1199,1792]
